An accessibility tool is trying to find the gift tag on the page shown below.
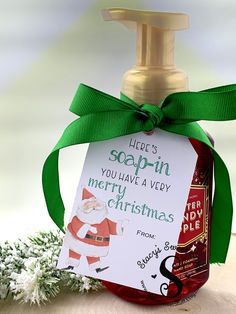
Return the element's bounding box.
[57,128,197,296]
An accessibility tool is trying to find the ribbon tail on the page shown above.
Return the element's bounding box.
[210,151,233,263]
[42,150,65,232]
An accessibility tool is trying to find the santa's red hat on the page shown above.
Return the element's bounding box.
[82,188,94,200]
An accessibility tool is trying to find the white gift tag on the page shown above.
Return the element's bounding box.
[57,128,197,296]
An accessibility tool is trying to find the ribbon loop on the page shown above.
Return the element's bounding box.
[139,103,164,131]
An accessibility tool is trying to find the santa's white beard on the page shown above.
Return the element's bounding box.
[78,207,107,225]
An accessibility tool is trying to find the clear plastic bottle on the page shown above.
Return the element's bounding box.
[101,8,213,305]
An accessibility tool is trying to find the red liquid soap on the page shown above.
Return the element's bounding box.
[102,138,213,305]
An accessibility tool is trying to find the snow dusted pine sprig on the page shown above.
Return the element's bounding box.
[0,230,103,305]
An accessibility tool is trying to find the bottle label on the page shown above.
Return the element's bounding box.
[173,185,208,279]
[56,129,197,296]
[179,186,207,246]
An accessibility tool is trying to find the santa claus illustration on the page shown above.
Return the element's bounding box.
[62,188,127,273]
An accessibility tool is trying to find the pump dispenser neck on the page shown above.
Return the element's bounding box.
[102,8,189,105]
[136,25,175,67]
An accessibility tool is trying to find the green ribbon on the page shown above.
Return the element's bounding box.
[42,83,236,263]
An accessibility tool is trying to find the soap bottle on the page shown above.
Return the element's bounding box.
[101,8,213,305]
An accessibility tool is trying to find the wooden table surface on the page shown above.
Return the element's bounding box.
[1,235,235,314]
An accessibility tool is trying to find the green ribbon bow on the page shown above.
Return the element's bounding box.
[42,83,236,263]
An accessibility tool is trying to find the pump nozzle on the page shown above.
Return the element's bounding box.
[102,8,189,105]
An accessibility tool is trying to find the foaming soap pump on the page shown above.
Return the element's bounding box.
[102,7,189,104]
[101,8,213,305]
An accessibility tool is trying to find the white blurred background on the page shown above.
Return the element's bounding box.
[0,0,235,241]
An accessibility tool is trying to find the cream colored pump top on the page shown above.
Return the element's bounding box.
[102,8,189,105]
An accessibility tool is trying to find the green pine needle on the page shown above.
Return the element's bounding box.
[0,230,103,305]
